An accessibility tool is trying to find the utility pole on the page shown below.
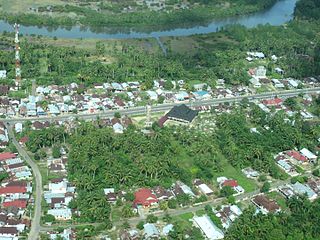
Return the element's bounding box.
[14,23,21,89]
[145,104,152,128]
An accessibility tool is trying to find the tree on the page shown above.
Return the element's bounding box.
[164,80,174,90]
[136,220,144,230]
[146,214,158,223]
[163,213,172,223]
[114,112,121,119]
[220,186,235,197]
[168,199,177,209]
[159,201,168,211]
[43,214,55,223]
[121,204,134,218]
[261,182,271,193]
[52,145,61,158]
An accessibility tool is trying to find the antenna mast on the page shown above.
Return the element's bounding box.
[14,23,21,88]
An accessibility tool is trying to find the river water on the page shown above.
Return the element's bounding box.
[0,0,297,39]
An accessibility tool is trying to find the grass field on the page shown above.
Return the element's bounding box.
[0,0,66,13]
[212,153,258,192]
[267,191,288,210]
[25,35,161,55]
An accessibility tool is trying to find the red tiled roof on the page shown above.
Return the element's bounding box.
[3,200,27,209]
[19,136,29,144]
[134,188,158,207]
[0,186,27,194]
[6,181,27,187]
[286,150,308,162]
[222,179,238,188]
[262,98,283,106]
[0,152,16,161]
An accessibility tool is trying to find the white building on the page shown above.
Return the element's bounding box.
[193,215,224,240]
[300,148,317,162]
[0,70,7,79]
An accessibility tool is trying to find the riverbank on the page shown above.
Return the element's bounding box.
[0,0,278,31]
[0,0,297,39]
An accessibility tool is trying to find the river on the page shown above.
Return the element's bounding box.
[0,0,297,39]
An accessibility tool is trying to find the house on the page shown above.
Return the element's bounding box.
[242,168,260,179]
[166,104,198,124]
[262,98,283,106]
[152,186,173,201]
[288,79,299,88]
[113,123,124,134]
[48,208,72,220]
[162,224,174,236]
[278,185,295,199]
[0,186,27,196]
[146,91,158,101]
[252,194,280,214]
[49,228,73,240]
[277,160,298,176]
[173,181,195,197]
[300,148,317,163]
[134,188,158,208]
[218,177,244,194]
[174,91,189,101]
[2,200,27,209]
[215,205,242,229]
[254,66,267,79]
[291,182,317,201]
[272,79,284,88]
[193,179,214,196]
[14,123,22,133]
[0,70,6,79]
[0,227,18,238]
[193,215,224,240]
[49,180,67,194]
[0,153,16,162]
[286,150,308,165]
[249,78,261,88]
[143,223,160,239]
[193,83,207,91]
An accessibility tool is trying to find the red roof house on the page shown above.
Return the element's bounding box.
[0,152,16,161]
[3,200,27,208]
[222,179,239,188]
[262,98,283,106]
[134,188,158,208]
[0,186,27,195]
[286,150,308,163]
[19,136,29,144]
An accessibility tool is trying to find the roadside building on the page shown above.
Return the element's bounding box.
[291,182,317,201]
[166,104,198,124]
[252,195,280,214]
[193,215,224,240]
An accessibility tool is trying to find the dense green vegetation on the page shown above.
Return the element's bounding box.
[0,0,277,29]
[50,103,318,222]
[225,196,320,240]
[295,0,320,20]
[0,17,319,91]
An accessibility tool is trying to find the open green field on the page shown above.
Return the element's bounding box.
[0,0,66,13]
[212,153,258,192]
[26,35,160,53]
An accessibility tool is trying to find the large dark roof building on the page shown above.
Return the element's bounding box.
[166,104,198,124]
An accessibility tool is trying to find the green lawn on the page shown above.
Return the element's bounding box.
[267,191,288,210]
[172,212,194,231]
[195,209,206,216]
[111,208,122,222]
[212,153,258,192]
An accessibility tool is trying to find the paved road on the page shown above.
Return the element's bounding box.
[6,124,42,240]
[3,87,320,124]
